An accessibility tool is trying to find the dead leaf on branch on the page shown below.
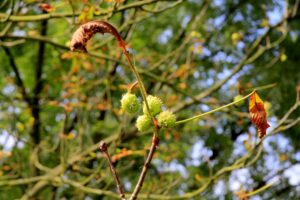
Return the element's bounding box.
[70,20,126,53]
[249,91,270,138]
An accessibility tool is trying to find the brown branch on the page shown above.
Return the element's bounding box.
[29,16,47,145]
[129,134,159,200]
[99,142,126,200]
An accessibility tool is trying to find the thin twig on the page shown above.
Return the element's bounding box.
[99,142,126,200]
[175,91,255,124]
[58,177,121,199]
[1,46,32,105]
[172,13,292,113]
[129,134,159,200]
[128,81,139,93]
[123,51,152,118]
[0,0,173,22]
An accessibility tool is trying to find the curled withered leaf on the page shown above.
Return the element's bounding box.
[70,20,126,52]
[249,91,270,138]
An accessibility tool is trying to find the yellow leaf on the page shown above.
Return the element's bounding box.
[280,54,287,62]
[195,174,203,182]
[67,132,76,140]
[89,152,97,158]
[61,52,74,60]
[190,31,201,38]
[231,32,243,45]
[16,122,25,131]
[79,6,95,23]
[260,18,269,27]
[279,153,288,161]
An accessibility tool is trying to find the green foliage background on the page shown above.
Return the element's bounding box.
[0,0,300,199]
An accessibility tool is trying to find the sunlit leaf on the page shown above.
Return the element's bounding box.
[260,18,269,27]
[231,32,243,45]
[280,53,287,62]
[78,6,95,23]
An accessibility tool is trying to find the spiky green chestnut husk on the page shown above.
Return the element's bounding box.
[143,95,163,116]
[136,115,151,132]
[233,94,245,106]
[157,110,176,129]
[120,93,140,114]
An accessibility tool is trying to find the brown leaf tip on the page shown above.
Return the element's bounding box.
[70,20,126,52]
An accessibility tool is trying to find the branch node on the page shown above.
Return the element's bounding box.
[99,141,108,152]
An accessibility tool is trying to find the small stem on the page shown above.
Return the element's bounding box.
[99,142,126,200]
[123,51,152,119]
[176,90,256,125]
[129,134,159,200]
[128,81,138,93]
[246,179,278,197]
[245,83,277,92]
[123,50,159,136]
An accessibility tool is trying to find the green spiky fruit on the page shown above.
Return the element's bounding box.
[157,110,176,129]
[120,93,141,114]
[136,115,151,132]
[234,94,245,106]
[143,95,163,116]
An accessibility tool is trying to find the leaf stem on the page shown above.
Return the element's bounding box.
[128,81,138,93]
[175,90,256,125]
[245,83,277,92]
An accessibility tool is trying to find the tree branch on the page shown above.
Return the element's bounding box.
[30,14,48,145]
[1,46,31,105]
[172,16,290,113]
[129,134,159,200]
[0,0,176,22]
[99,142,126,200]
